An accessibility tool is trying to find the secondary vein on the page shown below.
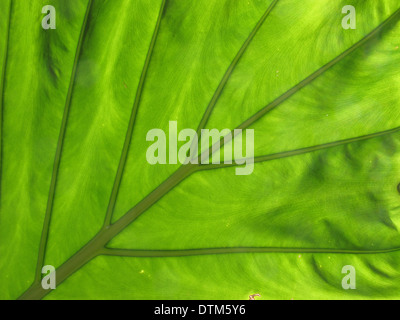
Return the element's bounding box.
[101,246,400,257]
[102,0,167,228]
[0,0,12,202]
[198,126,400,171]
[189,0,280,158]
[34,0,93,284]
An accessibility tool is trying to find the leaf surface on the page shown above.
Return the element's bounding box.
[1,0,400,300]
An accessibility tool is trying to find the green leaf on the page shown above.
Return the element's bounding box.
[1,0,400,300]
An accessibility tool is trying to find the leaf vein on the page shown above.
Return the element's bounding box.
[198,126,400,171]
[101,247,400,257]
[103,0,167,228]
[34,0,93,284]
[0,0,12,203]
[190,0,280,154]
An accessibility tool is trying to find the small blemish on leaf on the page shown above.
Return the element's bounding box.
[249,294,261,300]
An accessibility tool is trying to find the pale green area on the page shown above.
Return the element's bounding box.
[0,0,400,300]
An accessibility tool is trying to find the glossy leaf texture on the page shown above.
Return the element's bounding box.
[1,0,400,300]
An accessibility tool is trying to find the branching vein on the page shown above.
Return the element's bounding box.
[18,4,400,301]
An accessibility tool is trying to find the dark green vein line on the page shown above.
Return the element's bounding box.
[101,246,400,257]
[188,0,279,158]
[34,0,93,284]
[198,126,400,171]
[197,6,400,164]
[0,1,12,201]
[102,0,166,228]
[238,6,400,131]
